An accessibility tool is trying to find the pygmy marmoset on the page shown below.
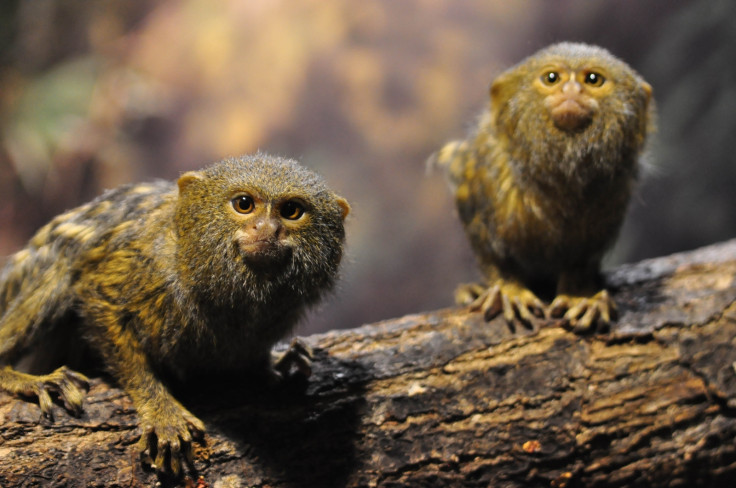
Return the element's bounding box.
[0,153,350,475]
[433,42,654,332]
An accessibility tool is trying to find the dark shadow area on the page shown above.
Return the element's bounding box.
[181,347,371,488]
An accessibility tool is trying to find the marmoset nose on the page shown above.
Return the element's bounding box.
[562,78,582,94]
[252,217,278,234]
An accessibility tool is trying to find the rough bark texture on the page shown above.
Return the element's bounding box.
[2,240,736,487]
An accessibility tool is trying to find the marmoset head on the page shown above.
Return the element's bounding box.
[175,154,350,303]
[490,42,655,182]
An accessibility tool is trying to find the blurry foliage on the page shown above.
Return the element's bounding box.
[0,0,734,333]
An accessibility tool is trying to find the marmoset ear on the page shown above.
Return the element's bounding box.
[335,196,351,220]
[177,171,204,194]
[489,72,513,115]
[640,80,653,107]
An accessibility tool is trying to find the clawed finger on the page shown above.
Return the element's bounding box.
[154,441,168,475]
[62,367,90,390]
[184,442,195,465]
[137,426,156,467]
[599,304,612,324]
[37,387,54,419]
[169,438,182,477]
[455,282,488,306]
[274,338,314,380]
[565,301,588,322]
[548,299,567,319]
[57,380,85,416]
[479,285,502,321]
[529,296,546,317]
[513,298,536,327]
[571,305,599,333]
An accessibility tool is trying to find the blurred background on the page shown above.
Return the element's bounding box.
[1,0,734,335]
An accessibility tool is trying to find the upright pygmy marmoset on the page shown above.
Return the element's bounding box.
[0,153,350,475]
[433,42,654,332]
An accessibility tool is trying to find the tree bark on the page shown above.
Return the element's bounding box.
[2,240,736,488]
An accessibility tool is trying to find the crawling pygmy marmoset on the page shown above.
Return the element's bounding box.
[0,153,350,475]
[433,42,654,332]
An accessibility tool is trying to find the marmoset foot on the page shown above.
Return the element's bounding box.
[0,365,89,419]
[457,280,545,328]
[549,289,617,333]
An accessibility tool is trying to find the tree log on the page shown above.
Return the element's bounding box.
[2,240,736,487]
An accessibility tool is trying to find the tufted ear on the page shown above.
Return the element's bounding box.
[177,171,204,194]
[335,196,351,220]
[489,72,513,116]
[640,80,653,107]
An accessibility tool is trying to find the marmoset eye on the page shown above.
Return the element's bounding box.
[232,195,255,214]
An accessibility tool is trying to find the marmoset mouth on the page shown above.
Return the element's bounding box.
[239,240,274,254]
[236,238,291,265]
[548,98,594,132]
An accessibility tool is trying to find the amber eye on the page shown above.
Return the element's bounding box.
[280,200,305,220]
[232,195,255,214]
[584,71,605,87]
[541,71,560,85]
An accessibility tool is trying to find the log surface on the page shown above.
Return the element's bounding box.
[2,240,736,487]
